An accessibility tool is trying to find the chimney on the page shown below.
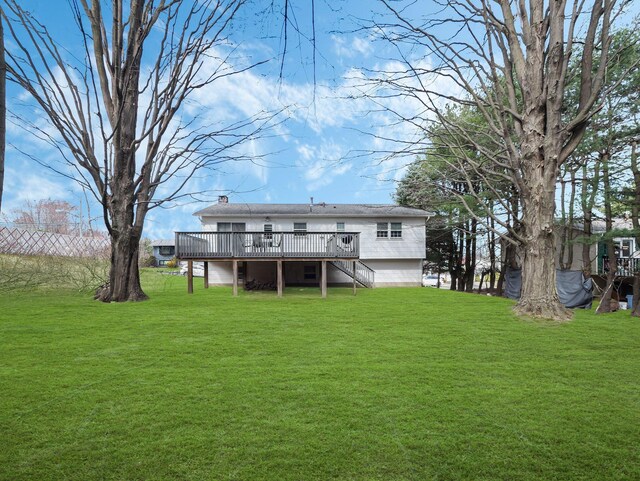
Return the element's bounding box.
[218,195,228,204]
[310,196,314,212]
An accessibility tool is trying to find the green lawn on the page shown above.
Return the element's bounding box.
[1,271,639,480]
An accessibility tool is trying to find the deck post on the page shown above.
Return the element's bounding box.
[232,260,238,296]
[204,262,209,289]
[277,260,283,297]
[353,261,357,295]
[321,260,327,298]
[187,260,193,294]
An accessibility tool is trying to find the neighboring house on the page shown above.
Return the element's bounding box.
[151,239,176,266]
[536,218,638,276]
[175,197,432,295]
[590,219,639,277]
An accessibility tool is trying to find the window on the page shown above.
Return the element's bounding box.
[336,222,345,232]
[159,246,175,256]
[217,222,245,232]
[621,239,632,258]
[377,221,402,238]
[390,222,402,238]
[264,224,273,239]
[304,264,317,280]
[294,222,307,236]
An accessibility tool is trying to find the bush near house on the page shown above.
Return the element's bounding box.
[166,256,178,268]
[139,254,158,268]
[1,271,638,481]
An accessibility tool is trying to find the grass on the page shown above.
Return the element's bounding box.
[1,270,639,480]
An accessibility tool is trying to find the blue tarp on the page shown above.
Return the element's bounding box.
[505,268,593,309]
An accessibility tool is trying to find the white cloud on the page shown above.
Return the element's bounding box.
[295,140,353,191]
[331,35,373,59]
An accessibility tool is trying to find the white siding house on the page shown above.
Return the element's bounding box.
[175,199,431,293]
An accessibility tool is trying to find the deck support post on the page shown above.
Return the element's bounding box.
[321,260,327,298]
[204,262,209,289]
[232,260,238,296]
[353,261,357,295]
[277,260,283,297]
[187,260,193,294]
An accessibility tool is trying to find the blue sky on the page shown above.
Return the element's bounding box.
[3,0,428,241]
[2,1,638,240]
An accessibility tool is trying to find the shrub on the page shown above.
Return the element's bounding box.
[140,255,157,268]
[0,254,109,292]
[166,257,178,268]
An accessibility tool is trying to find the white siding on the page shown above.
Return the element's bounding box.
[362,259,423,286]
[206,261,233,285]
[206,259,422,287]
[200,215,426,260]
[200,214,426,287]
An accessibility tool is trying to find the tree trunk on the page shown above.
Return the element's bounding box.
[559,168,577,270]
[496,262,506,296]
[515,99,573,321]
[558,176,568,268]
[596,153,616,314]
[96,229,147,302]
[457,228,465,292]
[464,219,476,293]
[581,159,600,277]
[515,146,571,320]
[596,239,617,314]
[630,141,640,317]
[94,0,147,303]
[516,219,568,319]
[582,210,593,276]
[489,215,496,291]
[632,274,639,315]
[0,14,5,214]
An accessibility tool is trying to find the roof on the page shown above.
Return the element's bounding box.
[193,203,433,218]
[151,239,175,247]
[560,218,634,234]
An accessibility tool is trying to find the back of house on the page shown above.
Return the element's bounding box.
[175,198,431,289]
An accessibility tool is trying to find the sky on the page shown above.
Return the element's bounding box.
[2,0,639,240]
[3,0,431,241]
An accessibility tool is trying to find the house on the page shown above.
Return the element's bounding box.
[151,239,176,266]
[556,218,638,276]
[500,218,639,276]
[175,197,432,296]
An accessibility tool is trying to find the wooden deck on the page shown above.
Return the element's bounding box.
[175,231,360,259]
[175,231,366,298]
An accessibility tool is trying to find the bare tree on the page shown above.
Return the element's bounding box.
[631,141,640,317]
[361,0,627,319]
[9,199,79,234]
[0,9,5,214]
[3,0,273,301]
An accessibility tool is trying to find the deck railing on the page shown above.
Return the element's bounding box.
[175,231,360,259]
[330,259,375,287]
[601,256,640,277]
